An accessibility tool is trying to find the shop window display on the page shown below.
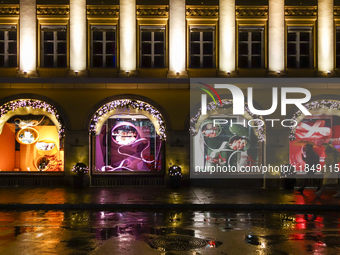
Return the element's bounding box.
[193,116,261,171]
[95,114,162,173]
[0,114,64,172]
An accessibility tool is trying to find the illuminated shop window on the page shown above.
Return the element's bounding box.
[94,114,163,173]
[0,115,64,172]
[140,26,165,68]
[287,27,313,68]
[336,27,340,68]
[91,26,116,68]
[189,26,215,68]
[41,25,67,68]
[238,26,264,68]
[193,115,261,171]
[0,25,17,67]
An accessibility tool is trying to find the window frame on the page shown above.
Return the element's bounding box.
[0,25,17,68]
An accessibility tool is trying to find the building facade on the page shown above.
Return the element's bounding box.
[0,0,339,187]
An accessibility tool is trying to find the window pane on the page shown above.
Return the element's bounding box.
[300,56,310,68]
[203,43,213,54]
[106,31,115,41]
[337,31,340,41]
[239,44,248,55]
[44,43,54,54]
[57,31,66,41]
[287,56,296,68]
[337,56,340,68]
[203,56,213,68]
[0,42,4,54]
[191,43,200,54]
[57,55,67,67]
[93,31,103,41]
[287,32,296,41]
[106,43,114,54]
[154,56,164,68]
[8,42,16,54]
[287,43,296,55]
[106,56,115,67]
[8,55,17,67]
[57,42,67,54]
[190,32,200,42]
[44,31,53,41]
[44,56,54,67]
[251,56,262,68]
[238,56,248,68]
[8,31,16,40]
[300,32,310,41]
[154,32,164,41]
[154,43,164,54]
[337,43,340,55]
[142,32,151,41]
[300,43,309,55]
[0,31,4,40]
[252,32,261,41]
[93,56,103,67]
[190,56,200,68]
[252,43,261,54]
[203,32,213,41]
[239,32,248,42]
[142,43,151,54]
[0,55,4,67]
[141,56,151,68]
[93,42,103,54]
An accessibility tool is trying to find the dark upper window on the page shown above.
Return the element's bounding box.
[336,27,340,69]
[0,25,17,67]
[189,26,215,68]
[238,26,264,68]
[140,26,165,68]
[91,25,116,68]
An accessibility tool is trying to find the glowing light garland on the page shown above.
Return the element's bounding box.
[190,99,266,142]
[0,99,65,137]
[289,99,340,141]
[89,99,166,140]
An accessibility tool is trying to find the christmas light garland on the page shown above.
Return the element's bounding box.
[289,99,340,141]
[0,99,65,137]
[190,99,266,142]
[89,99,166,140]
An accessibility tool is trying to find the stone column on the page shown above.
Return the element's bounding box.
[318,0,334,76]
[268,0,285,76]
[168,0,188,78]
[69,0,87,76]
[119,0,137,77]
[19,0,38,77]
[219,0,236,77]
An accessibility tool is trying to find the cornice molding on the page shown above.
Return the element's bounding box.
[285,7,317,16]
[0,6,19,15]
[87,6,119,16]
[236,7,268,17]
[136,6,168,17]
[186,7,219,17]
[37,6,69,15]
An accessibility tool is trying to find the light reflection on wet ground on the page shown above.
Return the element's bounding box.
[0,210,340,254]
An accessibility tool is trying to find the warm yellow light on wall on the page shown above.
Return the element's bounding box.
[70,0,86,71]
[169,0,186,72]
[19,0,36,73]
[120,0,136,71]
[318,0,334,72]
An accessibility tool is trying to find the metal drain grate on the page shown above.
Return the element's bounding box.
[151,235,208,251]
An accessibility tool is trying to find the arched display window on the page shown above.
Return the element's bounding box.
[190,100,265,176]
[89,99,166,174]
[289,99,340,170]
[0,99,65,172]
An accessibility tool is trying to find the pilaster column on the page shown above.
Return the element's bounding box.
[318,0,334,76]
[19,0,37,77]
[219,0,236,77]
[268,0,285,75]
[168,0,187,78]
[69,0,87,76]
[119,0,137,76]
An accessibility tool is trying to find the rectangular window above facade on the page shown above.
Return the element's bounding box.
[140,26,165,68]
[0,25,17,67]
[91,26,116,68]
[287,26,313,68]
[238,26,264,68]
[189,26,215,68]
[41,26,67,68]
[336,27,340,69]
